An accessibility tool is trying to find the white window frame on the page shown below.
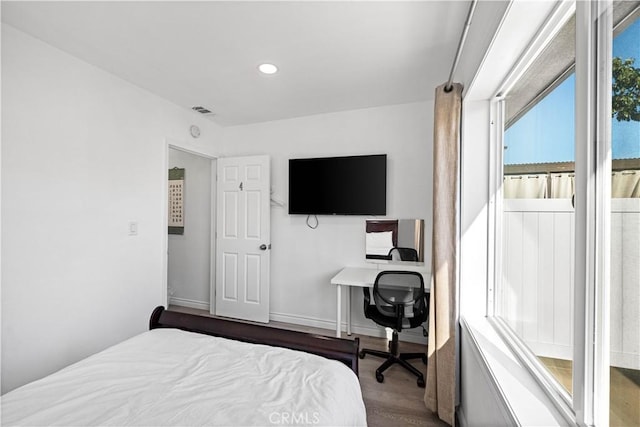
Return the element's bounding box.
[487,1,613,426]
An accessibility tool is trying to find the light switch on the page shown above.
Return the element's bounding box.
[128,221,138,236]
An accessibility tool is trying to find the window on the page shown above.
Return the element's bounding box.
[493,2,640,425]
[500,10,576,397]
[609,5,639,426]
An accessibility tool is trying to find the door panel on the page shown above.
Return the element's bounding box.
[223,191,238,238]
[222,253,238,301]
[246,191,261,239]
[245,254,261,303]
[215,155,270,323]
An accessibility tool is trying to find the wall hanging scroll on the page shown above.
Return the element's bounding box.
[168,167,185,235]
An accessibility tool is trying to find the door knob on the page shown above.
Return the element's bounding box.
[259,244,271,250]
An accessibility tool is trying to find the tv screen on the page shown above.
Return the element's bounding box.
[288,154,387,215]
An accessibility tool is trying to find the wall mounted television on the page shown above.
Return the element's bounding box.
[288,154,387,215]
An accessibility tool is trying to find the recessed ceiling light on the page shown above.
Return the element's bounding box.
[258,63,278,74]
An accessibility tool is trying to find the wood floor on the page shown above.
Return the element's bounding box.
[168,306,447,427]
[355,334,447,427]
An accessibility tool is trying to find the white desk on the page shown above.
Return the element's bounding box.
[330,265,430,338]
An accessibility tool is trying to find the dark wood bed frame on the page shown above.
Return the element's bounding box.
[149,306,360,375]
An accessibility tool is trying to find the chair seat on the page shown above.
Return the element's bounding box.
[364,305,397,329]
[364,304,426,330]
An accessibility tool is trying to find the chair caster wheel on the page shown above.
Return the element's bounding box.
[375,372,384,383]
[359,350,366,359]
[417,377,425,388]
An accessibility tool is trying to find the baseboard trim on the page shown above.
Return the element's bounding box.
[168,297,209,311]
[269,311,428,344]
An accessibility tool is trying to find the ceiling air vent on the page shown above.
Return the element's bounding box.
[191,106,215,116]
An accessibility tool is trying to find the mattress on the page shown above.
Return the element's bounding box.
[2,328,367,426]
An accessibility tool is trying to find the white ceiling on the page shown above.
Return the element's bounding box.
[2,1,470,127]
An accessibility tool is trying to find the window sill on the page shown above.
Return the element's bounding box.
[459,316,571,426]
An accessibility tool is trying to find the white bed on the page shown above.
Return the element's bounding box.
[2,328,367,426]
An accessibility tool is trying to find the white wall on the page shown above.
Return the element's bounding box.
[455,1,510,98]
[1,25,221,393]
[220,102,432,339]
[458,324,513,427]
[459,99,492,319]
[167,148,213,309]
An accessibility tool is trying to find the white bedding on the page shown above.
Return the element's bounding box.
[2,328,367,426]
[365,231,394,256]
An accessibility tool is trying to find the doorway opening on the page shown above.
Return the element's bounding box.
[167,146,216,314]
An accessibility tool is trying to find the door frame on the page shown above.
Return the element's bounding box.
[162,138,218,313]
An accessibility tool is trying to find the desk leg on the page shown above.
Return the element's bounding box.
[336,284,342,338]
[346,286,352,336]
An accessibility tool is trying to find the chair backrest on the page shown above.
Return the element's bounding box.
[388,247,419,262]
[372,271,428,326]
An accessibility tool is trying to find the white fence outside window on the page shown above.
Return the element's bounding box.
[501,198,639,370]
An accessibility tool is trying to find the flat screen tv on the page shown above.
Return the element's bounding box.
[288,154,387,215]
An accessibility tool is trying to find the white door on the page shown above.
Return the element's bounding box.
[215,155,270,323]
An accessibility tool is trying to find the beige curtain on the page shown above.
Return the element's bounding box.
[612,170,640,198]
[503,174,548,198]
[550,173,574,198]
[425,83,461,426]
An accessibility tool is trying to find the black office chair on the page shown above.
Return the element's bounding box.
[388,247,419,261]
[359,270,429,387]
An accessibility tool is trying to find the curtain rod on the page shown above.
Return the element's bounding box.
[445,0,478,92]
